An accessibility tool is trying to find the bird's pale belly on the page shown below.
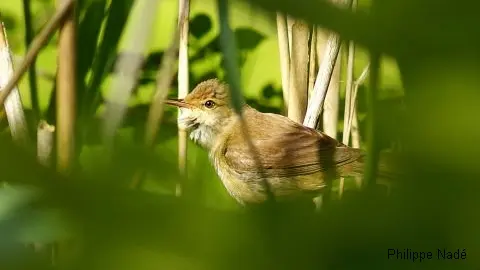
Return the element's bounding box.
[210,155,328,204]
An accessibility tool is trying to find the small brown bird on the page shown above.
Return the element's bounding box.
[166,79,399,205]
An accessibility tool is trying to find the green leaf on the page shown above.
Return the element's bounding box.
[85,0,135,114]
[0,184,40,222]
[77,0,108,91]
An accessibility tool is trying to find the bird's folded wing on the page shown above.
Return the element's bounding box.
[223,110,363,178]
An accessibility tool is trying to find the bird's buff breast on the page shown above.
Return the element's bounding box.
[209,151,268,204]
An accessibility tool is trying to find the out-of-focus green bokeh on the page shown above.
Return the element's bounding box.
[3,0,479,269]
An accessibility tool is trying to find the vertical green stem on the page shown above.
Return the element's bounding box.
[216,0,243,114]
[22,0,40,123]
[216,0,275,203]
[363,52,380,189]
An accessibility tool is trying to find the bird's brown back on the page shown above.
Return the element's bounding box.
[216,106,364,178]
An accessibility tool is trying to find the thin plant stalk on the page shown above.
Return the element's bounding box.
[338,0,357,197]
[177,0,190,196]
[37,120,55,167]
[52,0,77,264]
[130,8,187,189]
[56,0,77,174]
[143,37,181,146]
[102,0,162,145]
[13,54,56,81]
[322,54,341,137]
[287,20,310,124]
[343,44,355,144]
[302,32,341,128]
[351,108,360,148]
[306,0,351,200]
[324,54,341,196]
[276,12,290,111]
[315,28,341,136]
[0,22,30,146]
[342,0,358,145]
[315,28,327,67]
[217,0,274,202]
[348,64,369,188]
[130,31,183,190]
[351,107,361,188]
[302,0,353,128]
[363,53,380,189]
[307,26,317,96]
[22,0,40,122]
[314,27,342,198]
[84,0,136,118]
[0,0,75,106]
[34,120,55,252]
[286,16,294,57]
[311,27,335,207]
[345,63,369,140]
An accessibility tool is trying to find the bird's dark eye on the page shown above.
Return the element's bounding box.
[204,100,215,109]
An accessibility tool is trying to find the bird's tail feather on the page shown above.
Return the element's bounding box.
[340,151,405,183]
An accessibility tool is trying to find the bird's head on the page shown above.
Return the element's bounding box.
[165,79,237,149]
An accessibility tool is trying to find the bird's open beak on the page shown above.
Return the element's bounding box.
[164,98,192,109]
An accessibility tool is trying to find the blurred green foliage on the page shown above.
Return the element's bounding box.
[1,0,478,269]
